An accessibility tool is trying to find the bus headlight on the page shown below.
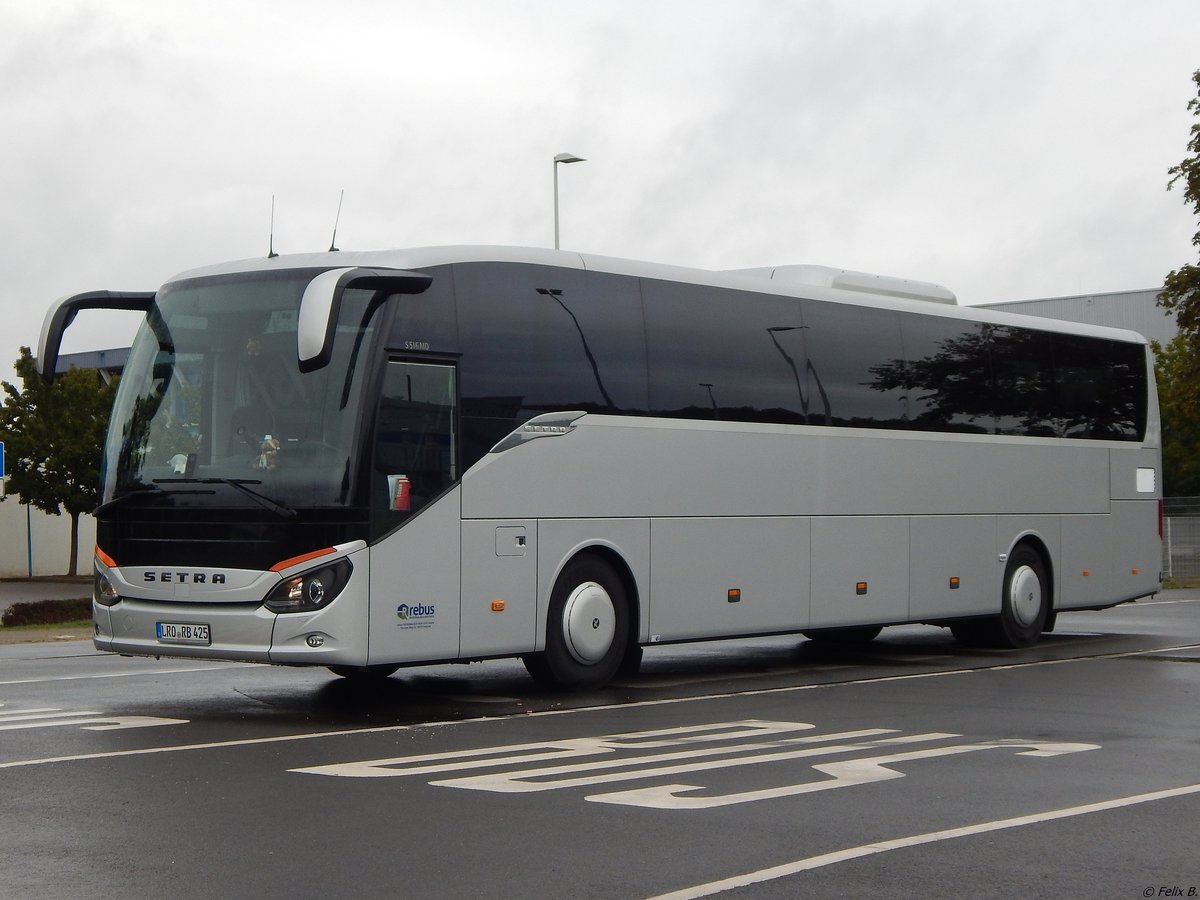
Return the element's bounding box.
[94,569,120,607]
[264,559,352,614]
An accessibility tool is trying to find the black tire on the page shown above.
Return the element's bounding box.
[802,625,883,646]
[952,545,1048,649]
[618,643,644,675]
[1042,609,1058,633]
[327,664,400,680]
[522,555,631,690]
[995,545,1049,647]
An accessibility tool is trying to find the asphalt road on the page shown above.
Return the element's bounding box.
[1,593,1198,899]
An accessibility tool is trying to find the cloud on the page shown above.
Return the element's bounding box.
[1,0,1198,380]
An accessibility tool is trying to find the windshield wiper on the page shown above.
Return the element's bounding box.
[154,477,297,519]
[94,484,166,516]
[94,482,223,516]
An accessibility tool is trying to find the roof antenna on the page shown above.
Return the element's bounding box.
[328,189,344,252]
[267,195,279,259]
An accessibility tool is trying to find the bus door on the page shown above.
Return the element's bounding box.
[372,359,459,516]
[367,358,463,664]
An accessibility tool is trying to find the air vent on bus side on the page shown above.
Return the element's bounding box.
[725,265,957,305]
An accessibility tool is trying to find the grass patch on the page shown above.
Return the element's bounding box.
[1161,577,1200,590]
[1,619,93,632]
[1,598,92,628]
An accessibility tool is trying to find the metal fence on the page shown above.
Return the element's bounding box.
[1163,496,1200,580]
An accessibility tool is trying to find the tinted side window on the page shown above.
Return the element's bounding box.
[798,300,906,428]
[988,325,1057,436]
[385,265,459,355]
[370,361,458,540]
[1052,334,1146,440]
[643,280,808,423]
[455,262,648,466]
[896,315,993,434]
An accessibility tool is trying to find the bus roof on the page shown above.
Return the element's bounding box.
[169,245,1150,346]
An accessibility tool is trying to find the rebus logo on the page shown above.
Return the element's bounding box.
[396,603,435,621]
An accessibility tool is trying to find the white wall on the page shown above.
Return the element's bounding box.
[0,490,96,577]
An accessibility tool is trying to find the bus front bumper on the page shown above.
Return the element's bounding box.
[93,595,369,667]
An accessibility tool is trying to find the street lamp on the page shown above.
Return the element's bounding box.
[553,151,586,249]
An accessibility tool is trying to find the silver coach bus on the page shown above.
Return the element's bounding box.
[39,246,1162,688]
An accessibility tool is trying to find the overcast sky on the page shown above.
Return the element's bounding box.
[2,0,1198,378]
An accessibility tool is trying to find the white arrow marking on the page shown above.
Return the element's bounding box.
[433,732,953,794]
[589,740,1100,809]
[0,709,92,722]
[292,720,829,778]
[0,705,188,731]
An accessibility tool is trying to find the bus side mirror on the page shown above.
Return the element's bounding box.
[38,291,155,384]
[297,267,433,373]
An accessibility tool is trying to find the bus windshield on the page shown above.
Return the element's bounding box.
[101,269,379,510]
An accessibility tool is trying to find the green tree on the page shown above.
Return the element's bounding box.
[0,346,117,575]
[1159,69,1200,334]
[1157,69,1200,495]
[1153,335,1200,496]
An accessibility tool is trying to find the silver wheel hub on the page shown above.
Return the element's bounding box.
[1009,564,1042,628]
[562,581,616,665]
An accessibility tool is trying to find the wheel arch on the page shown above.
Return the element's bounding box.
[549,543,642,654]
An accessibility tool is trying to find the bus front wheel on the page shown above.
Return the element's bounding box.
[523,555,630,690]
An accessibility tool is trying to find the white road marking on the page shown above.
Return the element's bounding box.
[0,642,1196,770]
[591,739,1096,810]
[0,707,66,719]
[294,719,1095,811]
[434,733,957,797]
[0,663,249,687]
[648,782,1200,900]
[0,702,187,731]
[0,709,103,723]
[291,720,835,779]
[0,714,188,731]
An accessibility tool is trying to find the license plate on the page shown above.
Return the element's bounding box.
[156,622,211,645]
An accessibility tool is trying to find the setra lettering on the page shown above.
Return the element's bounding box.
[142,571,227,584]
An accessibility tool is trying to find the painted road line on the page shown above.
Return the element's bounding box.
[647,782,1200,900]
[293,720,1095,812]
[1,643,1197,771]
[0,702,187,731]
[294,726,915,781]
[0,663,250,686]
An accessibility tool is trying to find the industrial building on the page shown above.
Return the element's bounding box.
[978,287,1174,346]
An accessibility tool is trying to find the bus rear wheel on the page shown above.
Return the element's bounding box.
[952,545,1048,649]
[523,555,630,690]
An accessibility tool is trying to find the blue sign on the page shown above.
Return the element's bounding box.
[0,440,5,479]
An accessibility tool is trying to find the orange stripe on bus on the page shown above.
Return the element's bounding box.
[270,548,337,572]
